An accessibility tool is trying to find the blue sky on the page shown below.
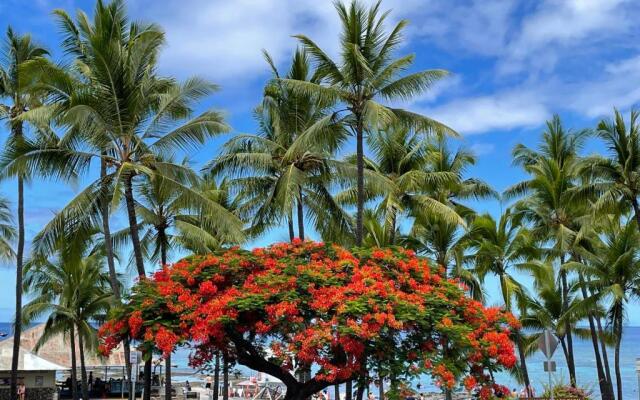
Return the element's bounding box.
[1,0,640,323]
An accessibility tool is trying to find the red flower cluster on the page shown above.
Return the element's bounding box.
[99,241,518,397]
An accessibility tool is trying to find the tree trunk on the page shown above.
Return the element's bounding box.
[288,212,295,242]
[355,115,364,247]
[124,173,151,400]
[334,384,340,400]
[164,353,172,400]
[297,186,305,240]
[143,359,152,400]
[596,315,614,392]
[223,355,229,400]
[100,157,120,299]
[515,332,532,397]
[100,157,133,399]
[78,327,90,400]
[559,256,576,387]
[355,376,365,400]
[388,212,396,245]
[159,235,172,400]
[124,173,146,277]
[11,174,24,400]
[614,313,623,400]
[345,380,352,400]
[213,353,220,400]
[70,326,79,400]
[579,273,612,400]
[500,274,532,397]
[11,117,25,400]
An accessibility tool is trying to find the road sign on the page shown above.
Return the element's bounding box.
[543,361,556,372]
[130,351,141,364]
[538,330,559,358]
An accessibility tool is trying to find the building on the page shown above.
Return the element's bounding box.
[0,324,128,400]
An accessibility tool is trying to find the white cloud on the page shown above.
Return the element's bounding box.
[399,0,517,57]
[421,90,549,134]
[500,0,636,74]
[120,0,640,135]
[128,0,342,83]
[470,143,496,156]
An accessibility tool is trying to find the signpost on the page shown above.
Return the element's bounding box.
[130,351,141,400]
[538,330,559,400]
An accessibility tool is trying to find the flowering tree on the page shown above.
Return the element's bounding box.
[99,240,518,400]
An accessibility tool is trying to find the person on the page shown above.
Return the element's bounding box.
[185,380,192,392]
[368,392,375,400]
[206,375,213,390]
[511,388,517,398]
[17,380,26,400]
[89,371,93,391]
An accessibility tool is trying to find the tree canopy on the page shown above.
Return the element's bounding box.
[99,240,518,400]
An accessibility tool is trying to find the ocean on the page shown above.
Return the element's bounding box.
[2,323,638,399]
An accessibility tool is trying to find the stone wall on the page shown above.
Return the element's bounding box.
[0,387,55,400]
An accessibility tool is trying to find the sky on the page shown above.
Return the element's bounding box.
[1,0,640,323]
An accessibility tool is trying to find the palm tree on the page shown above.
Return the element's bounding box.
[22,237,112,400]
[468,209,538,396]
[285,0,455,247]
[4,3,239,398]
[0,26,49,400]
[522,260,594,378]
[208,50,350,241]
[410,137,496,288]
[567,217,640,400]
[582,109,640,228]
[505,115,589,386]
[0,197,15,260]
[113,172,243,400]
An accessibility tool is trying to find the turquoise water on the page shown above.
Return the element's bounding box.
[3,324,638,399]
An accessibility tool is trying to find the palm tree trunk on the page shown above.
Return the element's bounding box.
[11,116,25,400]
[578,274,611,400]
[288,212,295,242]
[159,234,172,400]
[213,353,220,400]
[124,173,152,400]
[101,157,120,299]
[101,157,133,400]
[297,186,305,240]
[614,312,623,400]
[588,277,614,393]
[222,355,229,400]
[78,327,90,400]
[70,325,79,400]
[389,212,396,245]
[499,275,531,397]
[596,315,614,391]
[11,174,24,400]
[355,114,364,248]
[559,255,576,387]
[124,173,146,277]
[515,332,532,397]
